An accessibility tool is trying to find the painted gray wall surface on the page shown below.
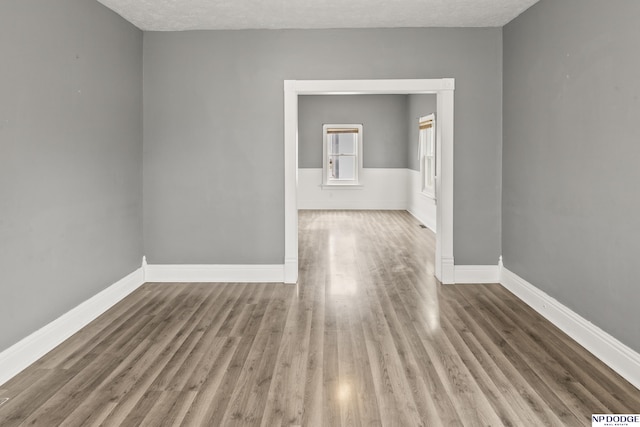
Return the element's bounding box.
[503,0,640,351]
[144,28,502,265]
[298,95,408,169]
[407,94,437,171]
[0,0,143,352]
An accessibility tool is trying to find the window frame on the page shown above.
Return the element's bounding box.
[419,114,436,199]
[322,123,364,188]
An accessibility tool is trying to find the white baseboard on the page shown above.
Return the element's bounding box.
[0,267,144,386]
[144,264,285,283]
[499,262,640,390]
[298,200,409,210]
[440,257,456,284]
[284,258,298,284]
[407,208,436,233]
[454,265,500,284]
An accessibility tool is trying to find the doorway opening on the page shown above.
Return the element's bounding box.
[284,79,455,284]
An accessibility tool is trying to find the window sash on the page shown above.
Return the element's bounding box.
[323,124,363,186]
[419,116,436,198]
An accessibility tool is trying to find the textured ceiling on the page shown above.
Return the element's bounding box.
[95,0,540,31]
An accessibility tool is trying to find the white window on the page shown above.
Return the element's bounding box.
[419,114,436,199]
[322,124,363,187]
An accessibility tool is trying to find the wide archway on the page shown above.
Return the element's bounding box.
[284,79,455,284]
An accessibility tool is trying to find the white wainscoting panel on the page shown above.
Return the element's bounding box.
[0,267,145,386]
[407,169,437,232]
[298,168,409,210]
[499,261,640,390]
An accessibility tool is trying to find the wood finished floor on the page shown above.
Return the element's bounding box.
[1,210,639,426]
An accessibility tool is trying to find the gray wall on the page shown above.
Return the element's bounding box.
[144,28,502,265]
[0,0,143,352]
[407,94,437,171]
[503,0,640,351]
[299,95,409,169]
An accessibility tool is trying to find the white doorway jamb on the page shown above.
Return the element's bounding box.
[284,79,455,284]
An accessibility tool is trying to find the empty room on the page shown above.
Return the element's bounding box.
[1,0,639,425]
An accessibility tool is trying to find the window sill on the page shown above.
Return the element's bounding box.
[420,191,436,201]
[321,184,364,190]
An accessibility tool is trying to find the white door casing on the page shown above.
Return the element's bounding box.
[284,79,455,284]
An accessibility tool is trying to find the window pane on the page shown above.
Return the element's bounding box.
[329,133,356,155]
[426,128,434,156]
[329,134,338,155]
[328,155,356,180]
[323,124,362,186]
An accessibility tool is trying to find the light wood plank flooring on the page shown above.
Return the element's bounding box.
[1,210,639,426]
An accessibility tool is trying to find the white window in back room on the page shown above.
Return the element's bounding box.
[419,114,436,199]
[323,124,363,187]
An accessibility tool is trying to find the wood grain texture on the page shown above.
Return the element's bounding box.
[1,210,639,426]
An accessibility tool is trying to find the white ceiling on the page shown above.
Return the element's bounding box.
[95,0,540,32]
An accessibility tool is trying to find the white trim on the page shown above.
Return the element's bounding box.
[285,79,455,285]
[320,184,364,190]
[407,208,436,233]
[0,267,144,386]
[300,200,408,210]
[435,86,454,284]
[499,260,640,390]
[454,265,500,284]
[142,255,148,282]
[420,192,436,201]
[284,258,298,284]
[301,201,408,210]
[441,256,455,284]
[284,80,299,285]
[418,113,436,199]
[407,169,437,233]
[322,123,363,187]
[144,264,285,283]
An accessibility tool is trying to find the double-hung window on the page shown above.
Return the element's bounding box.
[322,124,363,187]
[419,114,436,199]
